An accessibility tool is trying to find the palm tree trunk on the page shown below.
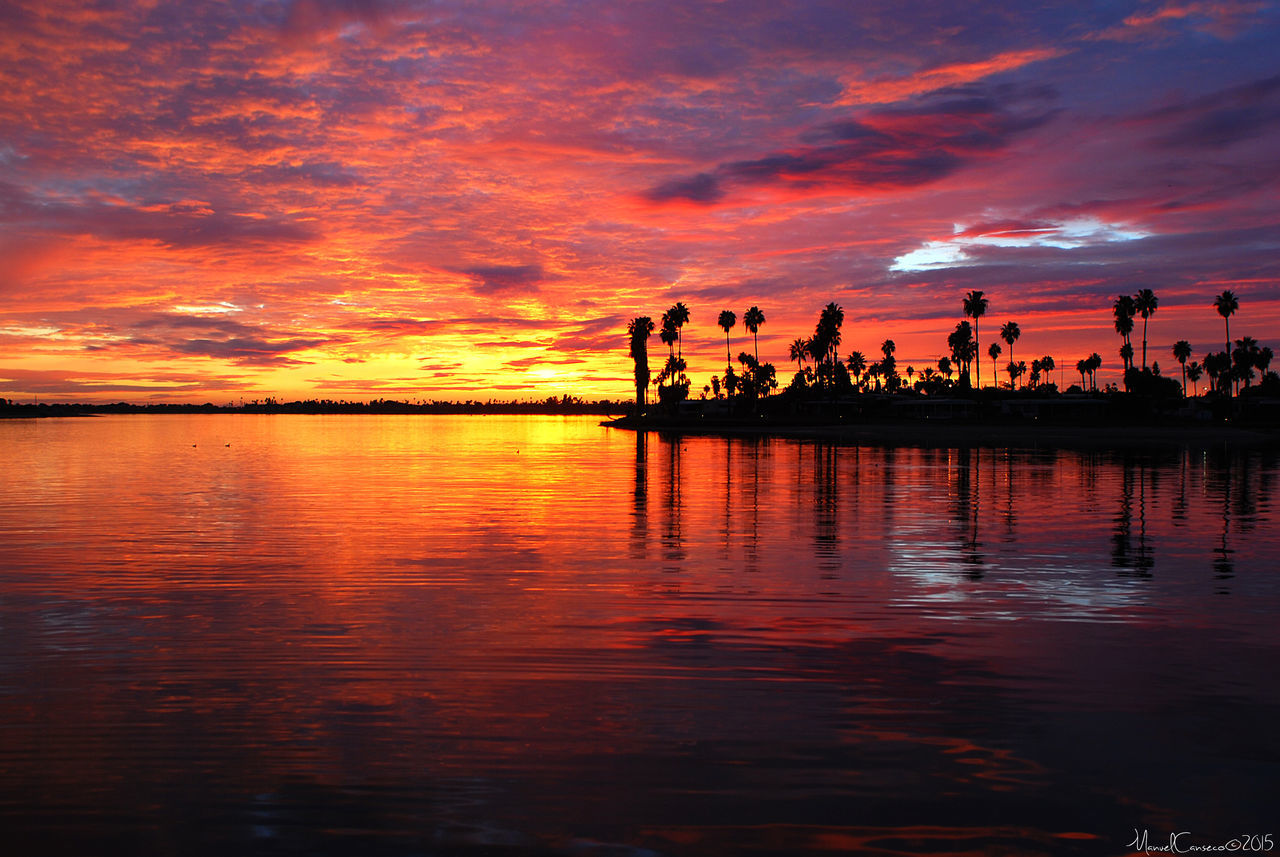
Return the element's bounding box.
[1142,318,1148,369]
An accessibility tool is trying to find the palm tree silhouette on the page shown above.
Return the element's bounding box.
[999,321,1020,386]
[988,341,1002,386]
[1214,290,1238,393]
[1087,352,1102,391]
[1113,295,1136,371]
[1214,290,1238,353]
[963,291,988,387]
[1187,361,1203,396]
[667,302,690,358]
[717,310,737,367]
[659,312,677,358]
[1040,355,1055,387]
[1172,340,1192,396]
[1134,289,1158,370]
[948,321,977,388]
[1076,358,1088,390]
[628,316,655,412]
[743,306,766,363]
[789,337,808,374]
[846,350,866,389]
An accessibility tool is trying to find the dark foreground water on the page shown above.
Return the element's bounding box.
[2,415,1277,856]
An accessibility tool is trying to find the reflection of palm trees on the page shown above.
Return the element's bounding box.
[949,448,983,577]
[630,431,649,560]
[660,435,685,563]
[1111,454,1153,576]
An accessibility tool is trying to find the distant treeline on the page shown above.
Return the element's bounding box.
[0,396,625,418]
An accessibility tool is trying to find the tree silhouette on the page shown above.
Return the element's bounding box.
[667,302,690,358]
[813,303,844,388]
[1214,290,1239,394]
[938,356,953,382]
[628,316,655,412]
[988,341,1002,387]
[948,321,977,388]
[963,291,988,387]
[1086,352,1102,391]
[717,310,737,367]
[1187,361,1203,396]
[743,305,765,363]
[789,337,808,373]
[846,350,867,389]
[1134,289,1158,370]
[659,312,677,358]
[1040,355,1055,387]
[1113,295,1136,372]
[999,321,1020,386]
[1172,340,1192,396]
[1076,358,1088,390]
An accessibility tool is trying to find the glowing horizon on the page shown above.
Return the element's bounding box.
[2,1,1278,403]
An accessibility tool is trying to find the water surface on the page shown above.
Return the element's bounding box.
[2,415,1277,856]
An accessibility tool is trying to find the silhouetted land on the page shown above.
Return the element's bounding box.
[605,387,1280,447]
[0,396,624,419]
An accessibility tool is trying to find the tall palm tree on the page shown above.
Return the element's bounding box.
[963,290,988,387]
[1214,290,1238,393]
[789,337,808,373]
[659,312,677,358]
[1087,352,1102,391]
[667,302,690,358]
[999,321,1020,386]
[988,341,1002,386]
[1213,290,1238,354]
[717,310,736,367]
[1076,358,1088,390]
[1172,340,1192,396]
[743,306,765,362]
[1113,295,1136,371]
[627,316,655,411]
[1187,361,1203,396]
[1134,289,1158,369]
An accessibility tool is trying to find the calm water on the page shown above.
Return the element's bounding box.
[2,414,1278,856]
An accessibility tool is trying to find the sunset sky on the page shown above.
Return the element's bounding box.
[2,0,1278,402]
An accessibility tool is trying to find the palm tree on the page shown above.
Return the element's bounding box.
[789,337,808,373]
[1119,342,1134,383]
[1076,358,1088,390]
[999,321,1020,385]
[1113,295,1136,371]
[1233,336,1260,388]
[1172,340,1192,396]
[846,350,867,388]
[717,310,736,367]
[1087,352,1102,391]
[1187,361,1203,396]
[667,302,690,358]
[743,306,765,363]
[948,321,977,388]
[627,316,655,411]
[1040,355,1055,387]
[1213,290,1238,394]
[963,290,989,387]
[1213,290,1238,354]
[1030,358,1042,388]
[988,341,1002,386]
[938,356,953,382]
[1134,289,1158,369]
[659,312,677,358]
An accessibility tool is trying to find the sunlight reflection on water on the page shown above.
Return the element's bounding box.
[1,414,1278,856]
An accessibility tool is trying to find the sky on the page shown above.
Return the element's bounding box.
[1,0,1278,403]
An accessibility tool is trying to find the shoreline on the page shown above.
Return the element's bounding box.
[601,415,1280,448]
